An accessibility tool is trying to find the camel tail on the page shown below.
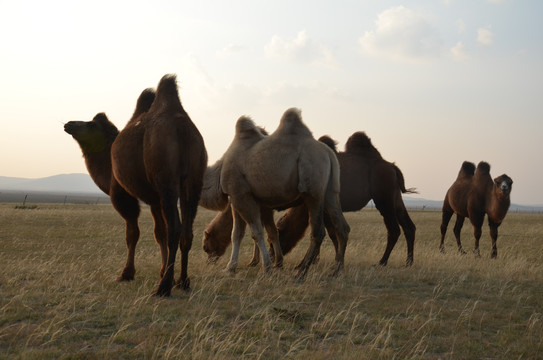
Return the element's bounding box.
[151,74,184,113]
[325,148,350,237]
[393,163,418,194]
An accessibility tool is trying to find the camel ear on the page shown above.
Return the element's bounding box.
[203,230,210,238]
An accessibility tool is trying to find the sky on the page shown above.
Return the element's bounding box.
[0,0,542,205]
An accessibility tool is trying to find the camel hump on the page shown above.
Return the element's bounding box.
[131,88,156,120]
[274,108,313,137]
[345,131,382,159]
[150,74,183,113]
[235,116,267,141]
[318,135,338,153]
[476,161,491,174]
[457,161,476,179]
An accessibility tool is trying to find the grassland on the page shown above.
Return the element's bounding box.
[0,203,542,359]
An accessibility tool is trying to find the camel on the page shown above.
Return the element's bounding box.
[440,161,513,258]
[199,108,350,279]
[64,74,207,296]
[202,131,416,267]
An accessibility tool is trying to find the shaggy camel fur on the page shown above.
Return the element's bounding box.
[200,108,350,279]
[65,74,207,296]
[202,131,416,267]
[440,161,512,258]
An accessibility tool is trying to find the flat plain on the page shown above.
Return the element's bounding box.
[1,203,542,359]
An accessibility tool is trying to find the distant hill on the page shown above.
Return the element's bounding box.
[1,174,541,212]
[0,174,101,194]
[400,197,543,213]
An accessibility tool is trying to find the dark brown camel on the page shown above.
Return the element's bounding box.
[440,161,512,258]
[202,131,417,267]
[65,74,207,296]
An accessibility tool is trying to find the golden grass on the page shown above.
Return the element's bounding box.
[1,204,542,359]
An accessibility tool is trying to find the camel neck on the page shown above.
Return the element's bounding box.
[487,188,510,222]
[84,149,113,195]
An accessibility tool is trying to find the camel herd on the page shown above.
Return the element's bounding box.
[65,74,513,296]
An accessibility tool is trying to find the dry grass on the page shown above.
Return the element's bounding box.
[1,203,542,359]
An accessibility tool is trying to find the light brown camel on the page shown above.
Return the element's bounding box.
[199,108,350,279]
[64,74,207,296]
[202,131,416,267]
[440,161,513,258]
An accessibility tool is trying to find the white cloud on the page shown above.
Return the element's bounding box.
[216,43,247,57]
[456,19,466,34]
[477,27,494,45]
[451,41,469,61]
[265,30,336,67]
[359,6,442,63]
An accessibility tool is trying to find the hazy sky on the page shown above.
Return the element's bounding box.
[1,0,542,205]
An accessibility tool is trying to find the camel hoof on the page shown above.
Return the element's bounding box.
[152,285,172,297]
[116,274,134,282]
[247,260,259,267]
[294,270,307,282]
[439,246,446,254]
[224,267,236,274]
[330,265,343,278]
[405,257,414,267]
[473,249,481,258]
[459,249,467,255]
[177,277,191,291]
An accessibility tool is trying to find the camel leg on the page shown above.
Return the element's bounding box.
[153,195,181,297]
[249,207,278,267]
[177,181,201,290]
[397,202,416,267]
[110,182,141,282]
[324,194,350,277]
[261,207,283,268]
[440,207,454,253]
[276,204,310,256]
[472,225,482,258]
[488,220,500,259]
[295,199,326,280]
[230,195,273,273]
[150,204,168,278]
[307,212,339,266]
[453,216,467,254]
[248,242,260,267]
[226,210,247,273]
[324,212,338,254]
[377,206,401,267]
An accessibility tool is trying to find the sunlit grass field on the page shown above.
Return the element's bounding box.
[1,203,542,359]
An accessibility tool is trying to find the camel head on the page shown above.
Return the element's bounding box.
[202,228,230,264]
[494,174,513,197]
[64,113,119,154]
